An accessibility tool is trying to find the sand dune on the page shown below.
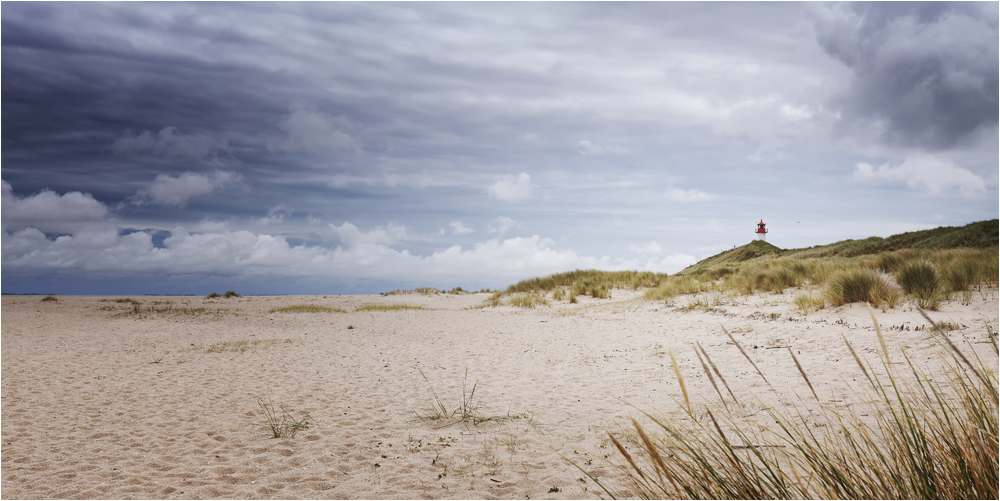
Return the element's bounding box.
[2,289,996,499]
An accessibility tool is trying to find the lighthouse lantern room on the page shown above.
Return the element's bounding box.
[755,220,768,241]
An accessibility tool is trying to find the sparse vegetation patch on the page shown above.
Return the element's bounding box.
[414,368,529,426]
[508,292,549,308]
[355,304,427,312]
[269,304,346,313]
[258,398,311,438]
[199,338,289,353]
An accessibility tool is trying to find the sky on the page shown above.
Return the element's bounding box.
[2,2,998,295]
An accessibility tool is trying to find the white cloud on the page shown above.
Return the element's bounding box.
[1,181,110,233]
[449,221,474,234]
[656,253,698,272]
[665,187,712,202]
[487,173,533,202]
[853,154,986,197]
[328,221,408,248]
[614,253,697,274]
[577,140,626,155]
[629,241,663,255]
[488,216,523,236]
[747,142,787,163]
[780,104,813,122]
[113,126,228,159]
[517,132,544,145]
[190,218,231,233]
[329,171,460,190]
[275,106,361,154]
[132,171,243,207]
[257,203,294,225]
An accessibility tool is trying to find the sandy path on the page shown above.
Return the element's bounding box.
[2,289,996,499]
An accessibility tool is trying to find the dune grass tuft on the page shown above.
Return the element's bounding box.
[507,269,669,295]
[644,277,706,301]
[109,303,216,319]
[382,287,442,296]
[824,268,902,309]
[508,292,549,308]
[269,304,346,313]
[258,398,311,438]
[896,260,944,309]
[355,303,427,312]
[200,338,289,353]
[414,368,529,426]
[793,293,825,314]
[585,312,998,500]
[473,291,503,309]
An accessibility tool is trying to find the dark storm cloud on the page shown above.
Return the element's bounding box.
[813,2,998,149]
[2,2,995,295]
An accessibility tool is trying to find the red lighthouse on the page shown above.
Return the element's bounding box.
[755,220,768,241]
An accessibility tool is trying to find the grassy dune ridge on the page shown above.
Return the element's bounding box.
[492,219,998,311]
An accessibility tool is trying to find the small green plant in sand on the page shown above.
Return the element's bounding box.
[200,338,287,353]
[269,304,347,313]
[576,306,997,500]
[258,398,311,438]
[355,303,427,312]
[415,369,526,426]
[40,295,58,302]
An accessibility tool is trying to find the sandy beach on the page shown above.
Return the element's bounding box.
[2,288,997,499]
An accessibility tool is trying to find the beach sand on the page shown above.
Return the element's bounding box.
[2,288,997,499]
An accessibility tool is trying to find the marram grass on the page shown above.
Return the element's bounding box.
[824,268,902,309]
[896,260,944,309]
[498,245,995,311]
[507,292,550,308]
[269,304,346,313]
[354,303,427,312]
[581,306,998,500]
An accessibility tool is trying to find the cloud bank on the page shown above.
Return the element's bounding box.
[853,154,987,197]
